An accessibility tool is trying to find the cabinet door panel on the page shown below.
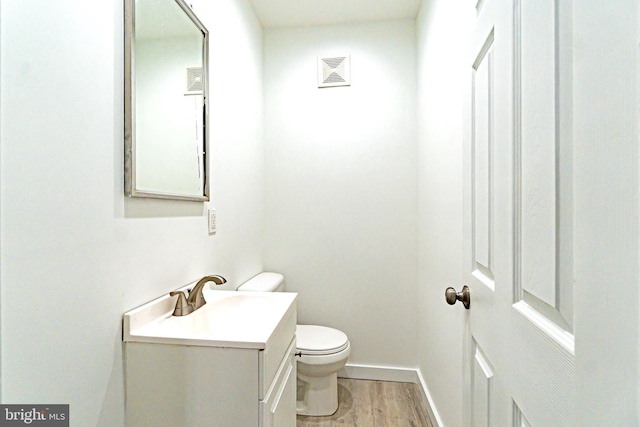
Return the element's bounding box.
[261,339,297,427]
[260,307,297,399]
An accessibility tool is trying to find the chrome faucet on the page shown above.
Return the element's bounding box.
[170,275,227,316]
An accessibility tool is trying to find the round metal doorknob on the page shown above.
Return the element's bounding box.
[445,285,470,309]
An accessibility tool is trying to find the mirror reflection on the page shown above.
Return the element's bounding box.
[125,0,209,201]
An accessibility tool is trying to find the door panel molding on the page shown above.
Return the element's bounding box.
[472,341,494,427]
[512,401,531,427]
[513,0,574,331]
[510,304,575,426]
[472,28,496,291]
[519,0,557,308]
[513,301,574,354]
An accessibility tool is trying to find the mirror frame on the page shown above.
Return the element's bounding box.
[124,0,210,201]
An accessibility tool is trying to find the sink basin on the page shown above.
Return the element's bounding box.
[206,293,277,321]
[124,288,297,349]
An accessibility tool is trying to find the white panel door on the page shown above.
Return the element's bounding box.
[459,0,575,425]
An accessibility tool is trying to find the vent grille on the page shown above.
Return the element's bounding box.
[318,55,350,88]
[186,67,203,93]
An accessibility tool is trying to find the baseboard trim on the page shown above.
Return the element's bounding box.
[338,364,444,427]
[415,369,445,427]
[338,363,419,383]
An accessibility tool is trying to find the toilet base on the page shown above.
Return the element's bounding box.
[296,371,339,416]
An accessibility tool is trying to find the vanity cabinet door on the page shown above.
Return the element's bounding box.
[260,339,296,427]
[124,343,260,427]
[259,306,297,399]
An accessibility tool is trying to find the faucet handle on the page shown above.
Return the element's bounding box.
[170,291,194,316]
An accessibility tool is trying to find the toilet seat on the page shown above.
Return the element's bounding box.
[296,325,349,355]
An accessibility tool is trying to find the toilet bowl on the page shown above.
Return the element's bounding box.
[295,324,351,416]
[237,272,351,416]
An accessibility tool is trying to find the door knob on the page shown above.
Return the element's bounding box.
[445,285,470,309]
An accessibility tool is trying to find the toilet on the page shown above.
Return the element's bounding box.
[237,272,351,416]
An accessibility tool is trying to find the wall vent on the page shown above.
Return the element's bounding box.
[186,67,203,94]
[317,55,350,88]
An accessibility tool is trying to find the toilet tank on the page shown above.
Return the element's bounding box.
[237,272,284,292]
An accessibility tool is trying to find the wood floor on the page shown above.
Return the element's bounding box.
[296,379,434,427]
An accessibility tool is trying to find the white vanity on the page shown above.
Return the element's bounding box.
[123,288,297,427]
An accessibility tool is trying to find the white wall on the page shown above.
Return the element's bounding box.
[263,20,419,368]
[416,1,473,426]
[0,0,264,425]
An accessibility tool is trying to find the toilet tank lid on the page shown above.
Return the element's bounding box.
[238,272,284,292]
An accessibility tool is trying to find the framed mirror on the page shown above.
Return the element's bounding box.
[125,0,209,201]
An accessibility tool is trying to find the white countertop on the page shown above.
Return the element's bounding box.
[123,288,297,349]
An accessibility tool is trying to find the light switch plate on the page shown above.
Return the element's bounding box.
[208,208,216,235]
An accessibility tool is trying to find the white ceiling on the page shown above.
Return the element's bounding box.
[247,0,422,28]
